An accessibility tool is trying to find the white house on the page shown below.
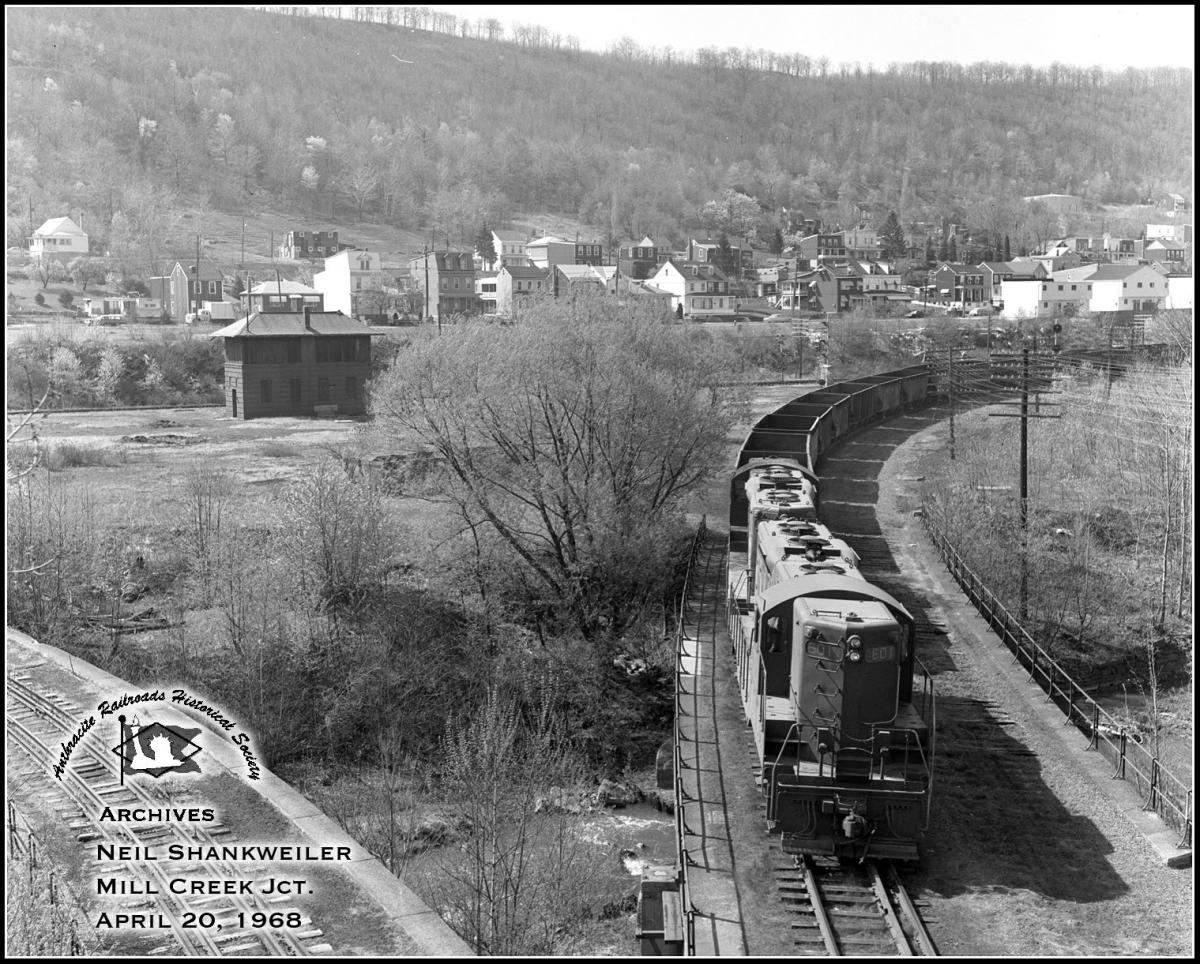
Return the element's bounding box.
[648,260,735,318]
[314,249,383,317]
[1165,275,1193,310]
[1062,263,1168,313]
[525,235,574,271]
[29,216,89,262]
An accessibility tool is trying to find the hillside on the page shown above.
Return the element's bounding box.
[6,6,1193,267]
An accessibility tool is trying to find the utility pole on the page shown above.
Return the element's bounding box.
[989,347,1060,623]
[948,346,956,460]
[241,217,246,268]
[193,232,202,314]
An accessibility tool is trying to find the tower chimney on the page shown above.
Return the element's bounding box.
[303,305,313,331]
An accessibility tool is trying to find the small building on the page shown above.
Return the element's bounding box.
[83,295,164,322]
[28,216,89,262]
[241,279,324,315]
[210,309,376,419]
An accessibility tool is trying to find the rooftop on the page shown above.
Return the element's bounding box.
[209,311,376,338]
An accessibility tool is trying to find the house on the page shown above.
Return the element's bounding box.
[686,237,753,278]
[83,296,164,322]
[810,262,866,314]
[1008,271,1094,318]
[842,226,883,261]
[1063,263,1170,313]
[476,228,529,270]
[617,236,664,280]
[525,236,576,271]
[496,264,549,316]
[315,249,392,319]
[209,308,376,419]
[981,261,1047,305]
[648,260,736,318]
[930,263,987,305]
[148,258,225,322]
[406,251,478,323]
[28,216,89,262]
[1165,275,1193,310]
[476,270,499,314]
[241,279,324,315]
[553,264,618,297]
[571,239,605,266]
[1020,251,1082,273]
[996,280,1045,320]
[1142,238,1188,266]
[752,263,789,299]
[1163,192,1189,215]
[281,229,342,261]
[860,266,909,309]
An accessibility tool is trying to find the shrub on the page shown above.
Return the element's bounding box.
[43,441,127,471]
[57,290,74,308]
[259,440,300,458]
[34,293,45,307]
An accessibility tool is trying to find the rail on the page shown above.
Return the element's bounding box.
[670,516,708,956]
[920,509,1192,849]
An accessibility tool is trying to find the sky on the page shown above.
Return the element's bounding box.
[430,4,1195,70]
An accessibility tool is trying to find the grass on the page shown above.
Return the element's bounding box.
[259,439,302,458]
[28,441,130,472]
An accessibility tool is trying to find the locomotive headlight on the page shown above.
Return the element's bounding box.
[847,635,863,650]
[846,650,862,663]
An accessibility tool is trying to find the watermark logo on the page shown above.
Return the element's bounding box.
[111,715,202,782]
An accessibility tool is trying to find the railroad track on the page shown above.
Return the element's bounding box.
[777,855,937,956]
[6,668,332,957]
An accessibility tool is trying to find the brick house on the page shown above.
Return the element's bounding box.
[210,308,375,419]
[930,262,986,305]
[617,235,664,279]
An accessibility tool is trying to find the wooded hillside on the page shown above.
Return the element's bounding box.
[6,5,1192,257]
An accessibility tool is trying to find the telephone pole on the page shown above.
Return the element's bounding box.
[989,347,1060,621]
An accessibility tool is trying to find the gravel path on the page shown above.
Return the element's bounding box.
[857,408,1193,957]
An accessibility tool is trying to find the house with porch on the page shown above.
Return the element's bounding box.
[28,216,89,262]
[148,258,225,322]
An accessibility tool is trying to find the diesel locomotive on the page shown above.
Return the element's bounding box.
[728,448,936,861]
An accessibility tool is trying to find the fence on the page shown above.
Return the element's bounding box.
[670,517,708,956]
[6,802,98,956]
[920,510,1192,850]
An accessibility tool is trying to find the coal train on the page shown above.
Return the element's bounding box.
[727,366,938,861]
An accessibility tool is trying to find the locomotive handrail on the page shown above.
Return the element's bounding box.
[920,507,1191,849]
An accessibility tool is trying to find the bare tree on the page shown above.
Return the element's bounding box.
[371,293,742,635]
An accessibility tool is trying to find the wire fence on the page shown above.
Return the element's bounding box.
[920,510,1192,850]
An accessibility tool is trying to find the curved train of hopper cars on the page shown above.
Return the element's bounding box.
[727,366,938,862]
